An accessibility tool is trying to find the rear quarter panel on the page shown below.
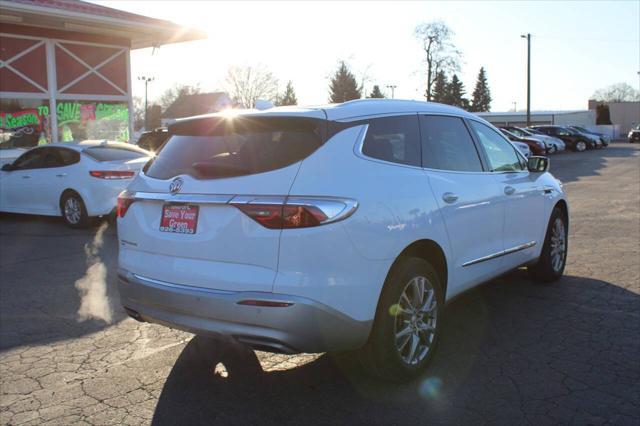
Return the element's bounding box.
[276,125,452,321]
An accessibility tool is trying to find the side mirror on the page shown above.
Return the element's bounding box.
[528,156,549,173]
[1,163,14,172]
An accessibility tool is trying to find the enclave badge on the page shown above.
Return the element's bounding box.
[169,177,184,194]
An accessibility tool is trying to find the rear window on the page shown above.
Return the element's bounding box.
[84,145,149,162]
[144,116,325,180]
[361,115,421,167]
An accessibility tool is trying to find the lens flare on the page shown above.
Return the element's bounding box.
[419,377,442,400]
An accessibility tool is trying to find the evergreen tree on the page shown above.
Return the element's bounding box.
[328,61,361,103]
[446,74,468,109]
[431,71,448,103]
[368,85,385,98]
[275,81,298,106]
[470,67,492,112]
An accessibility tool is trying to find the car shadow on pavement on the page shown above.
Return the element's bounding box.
[152,270,640,426]
[550,142,638,185]
[0,213,127,349]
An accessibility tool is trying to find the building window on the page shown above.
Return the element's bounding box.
[56,100,129,142]
[0,98,52,150]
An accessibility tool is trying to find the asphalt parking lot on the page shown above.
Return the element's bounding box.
[1,142,638,426]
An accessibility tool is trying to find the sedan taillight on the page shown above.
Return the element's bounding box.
[232,196,357,229]
[90,170,135,179]
[117,190,135,218]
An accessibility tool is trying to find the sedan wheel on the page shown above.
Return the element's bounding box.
[61,192,90,228]
[575,141,587,152]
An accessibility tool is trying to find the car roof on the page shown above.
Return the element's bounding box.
[30,140,134,152]
[170,99,478,125]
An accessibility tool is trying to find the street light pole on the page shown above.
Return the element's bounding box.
[138,76,154,130]
[521,33,531,127]
[386,84,397,99]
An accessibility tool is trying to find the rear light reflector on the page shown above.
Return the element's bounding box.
[90,170,135,179]
[231,196,357,229]
[117,190,135,218]
[237,300,293,308]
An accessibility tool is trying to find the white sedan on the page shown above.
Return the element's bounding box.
[0,141,151,227]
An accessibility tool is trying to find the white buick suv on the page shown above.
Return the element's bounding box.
[117,100,568,380]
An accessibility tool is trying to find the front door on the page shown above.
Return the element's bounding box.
[468,120,546,268]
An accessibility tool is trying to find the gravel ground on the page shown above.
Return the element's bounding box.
[1,141,638,425]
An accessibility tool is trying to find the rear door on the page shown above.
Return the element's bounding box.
[419,115,505,295]
[118,114,326,292]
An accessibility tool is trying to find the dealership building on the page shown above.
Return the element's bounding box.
[0,0,204,147]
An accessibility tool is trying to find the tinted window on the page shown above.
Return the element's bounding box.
[40,148,64,168]
[470,121,524,172]
[137,132,169,152]
[362,115,421,167]
[85,145,149,162]
[57,148,80,166]
[419,115,483,172]
[145,117,325,180]
[13,149,45,170]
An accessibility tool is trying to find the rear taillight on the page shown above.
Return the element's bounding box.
[90,170,135,179]
[117,191,135,218]
[231,197,357,229]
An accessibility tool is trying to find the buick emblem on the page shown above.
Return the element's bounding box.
[169,177,184,194]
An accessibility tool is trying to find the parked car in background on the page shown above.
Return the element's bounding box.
[566,126,603,149]
[0,126,41,167]
[136,128,169,153]
[526,127,566,151]
[499,128,547,155]
[0,141,151,227]
[117,99,569,381]
[511,141,531,158]
[569,126,609,147]
[531,125,595,152]
[501,126,564,153]
[629,125,640,143]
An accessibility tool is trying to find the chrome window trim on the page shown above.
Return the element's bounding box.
[462,241,536,267]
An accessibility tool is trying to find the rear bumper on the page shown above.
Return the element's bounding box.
[117,269,372,354]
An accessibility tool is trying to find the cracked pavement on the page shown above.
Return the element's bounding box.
[1,142,639,425]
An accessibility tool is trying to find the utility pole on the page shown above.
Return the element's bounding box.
[386,84,397,99]
[521,33,531,127]
[512,101,517,112]
[138,76,154,130]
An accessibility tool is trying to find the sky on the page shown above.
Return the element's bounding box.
[96,0,640,112]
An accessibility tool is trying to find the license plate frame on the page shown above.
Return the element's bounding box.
[159,204,199,235]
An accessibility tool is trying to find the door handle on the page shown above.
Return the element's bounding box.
[504,186,516,195]
[442,192,459,204]
[21,175,31,179]
[56,173,67,177]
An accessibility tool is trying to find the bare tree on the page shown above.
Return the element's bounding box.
[414,21,461,101]
[158,84,201,111]
[224,65,279,108]
[592,82,640,102]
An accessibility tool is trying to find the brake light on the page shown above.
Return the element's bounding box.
[117,191,135,218]
[232,197,357,229]
[89,170,135,179]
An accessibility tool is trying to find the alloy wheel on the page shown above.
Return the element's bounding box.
[550,218,566,272]
[394,276,438,366]
[64,197,82,224]
[576,141,586,152]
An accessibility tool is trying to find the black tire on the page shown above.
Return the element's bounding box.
[60,191,90,228]
[358,257,444,381]
[528,207,568,282]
